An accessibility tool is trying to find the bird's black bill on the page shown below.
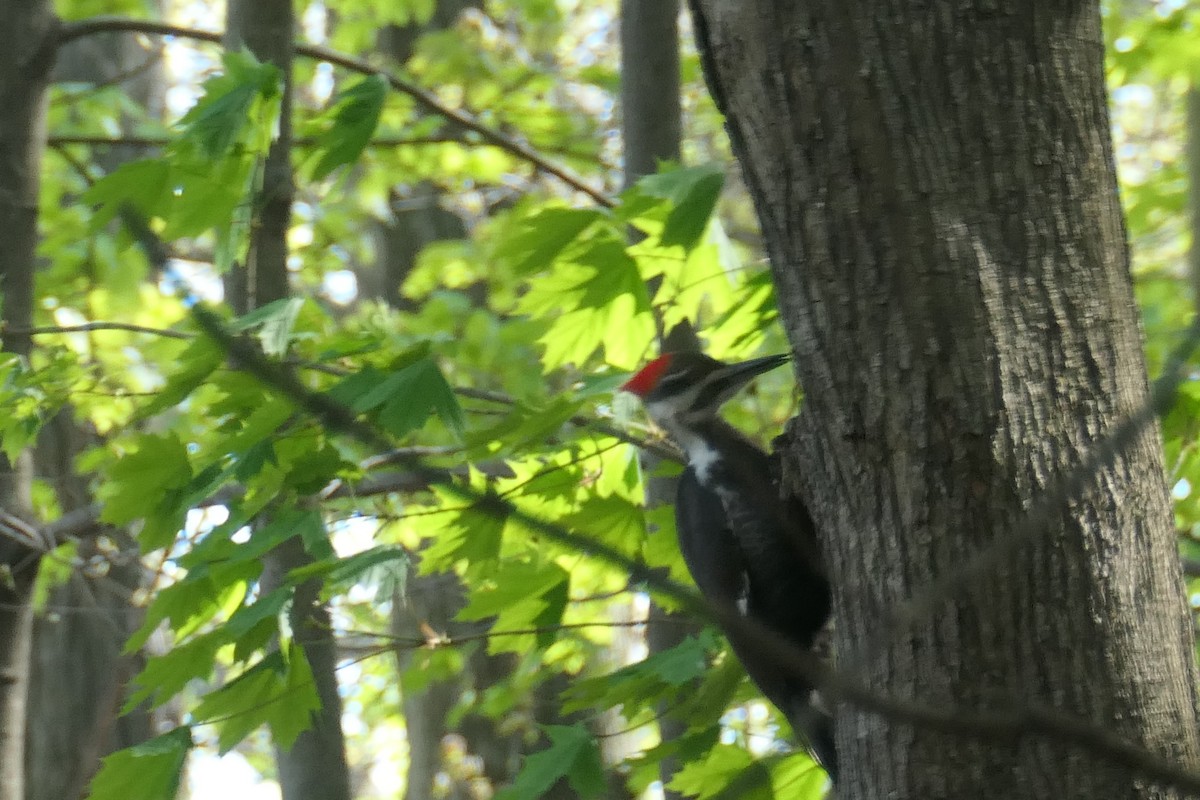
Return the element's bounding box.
[719,354,790,384]
[692,354,790,413]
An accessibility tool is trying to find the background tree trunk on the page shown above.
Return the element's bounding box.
[368,9,514,798]
[27,413,152,800]
[618,3,697,797]
[689,1,1200,797]
[224,0,294,314]
[620,0,681,184]
[0,4,55,800]
[225,4,351,799]
[25,26,164,799]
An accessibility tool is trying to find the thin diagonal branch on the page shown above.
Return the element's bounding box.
[4,322,190,339]
[48,134,474,148]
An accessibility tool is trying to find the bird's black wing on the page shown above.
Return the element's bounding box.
[675,465,749,609]
[674,466,838,780]
[703,439,831,650]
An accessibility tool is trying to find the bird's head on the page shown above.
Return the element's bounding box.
[621,352,789,429]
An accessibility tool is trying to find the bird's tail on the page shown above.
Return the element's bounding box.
[788,694,838,783]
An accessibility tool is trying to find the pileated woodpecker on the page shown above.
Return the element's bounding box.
[622,351,836,779]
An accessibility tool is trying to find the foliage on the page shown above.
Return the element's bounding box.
[87,728,193,800]
[12,0,1200,799]
[1105,3,1200,540]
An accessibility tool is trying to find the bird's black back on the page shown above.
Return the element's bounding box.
[682,422,831,646]
[674,453,837,779]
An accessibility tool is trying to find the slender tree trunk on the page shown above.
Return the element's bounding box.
[619,4,694,795]
[391,570,522,800]
[260,537,351,800]
[225,5,350,799]
[619,6,703,794]
[620,0,681,184]
[26,27,164,798]
[369,9,572,798]
[224,0,294,314]
[689,2,1200,797]
[0,4,55,800]
[392,572,470,800]
[369,14,491,798]
[27,414,151,800]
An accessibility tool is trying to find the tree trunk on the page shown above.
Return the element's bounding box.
[27,413,152,800]
[261,536,351,800]
[688,1,1200,797]
[619,4,696,797]
[391,570,521,800]
[26,26,164,798]
[224,0,294,314]
[620,0,681,185]
[369,10,556,798]
[0,4,55,800]
[225,4,351,799]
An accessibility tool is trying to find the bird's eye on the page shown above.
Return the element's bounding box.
[656,373,690,392]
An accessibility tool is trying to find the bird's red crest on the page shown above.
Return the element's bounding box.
[621,354,674,397]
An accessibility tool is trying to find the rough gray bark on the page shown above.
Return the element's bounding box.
[225,4,350,799]
[688,1,1200,797]
[0,4,55,800]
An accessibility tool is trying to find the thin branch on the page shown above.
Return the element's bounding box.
[319,459,513,501]
[48,138,104,188]
[339,618,672,651]
[593,703,688,740]
[456,385,684,464]
[44,505,105,543]
[8,322,674,457]
[0,510,52,553]
[48,133,474,149]
[55,17,613,207]
[5,322,191,339]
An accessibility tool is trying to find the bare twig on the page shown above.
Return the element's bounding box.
[339,618,672,651]
[0,509,51,553]
[49,134,473,149]
[456,385,684,464]
[5,322,191,339]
